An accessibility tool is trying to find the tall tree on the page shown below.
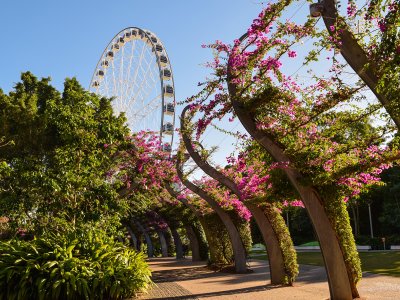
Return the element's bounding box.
[0,72,130,231]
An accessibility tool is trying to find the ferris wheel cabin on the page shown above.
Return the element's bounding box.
[163,85,174,97]
[162,143,172,152]
[162,69,172,80]
[162,123,174,134]
[107,51,114,59]
[101,60,109,68]
[158,55,168,67]
[117,37,125,46]
[154,44,163,53]
[163,103,175,115]
[111,43,120,53]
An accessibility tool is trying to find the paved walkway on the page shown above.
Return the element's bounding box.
[137,257,400,300]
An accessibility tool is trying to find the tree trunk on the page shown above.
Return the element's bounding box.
[135,221,154,258]
[246,203,287,284]
[158,230,169,257]
[171,228,184,259]
[180,105,292,283]
[176,156,248,273]
[126,225,138,250]
[321,0,400,129]
[229,78,360,299]
[165,185,209,261]
[137,234,143,252]
[185,225,201,261]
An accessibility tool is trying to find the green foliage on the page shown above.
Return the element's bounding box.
[354,165,400,240]
[377,166,400,233]
[0,225,151,300]
[284,207,315,246]
[0,72,130,231]
[261,203,298,284]
[321,186,362,285]
[250,217,263,245]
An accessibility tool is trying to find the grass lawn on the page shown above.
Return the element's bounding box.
[249,251,400,277]
[298,241,320,246]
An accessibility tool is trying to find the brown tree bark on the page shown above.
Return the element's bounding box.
[228,58,359,298]
[125,224,138,250]
[157,230,169,257]
[180,105,290,284]
[134,220,154,257]
[171,228,184,259]
[185,225,201,261]
[176,152,248,273]
[165,184,215,263]
[321,0,400,129]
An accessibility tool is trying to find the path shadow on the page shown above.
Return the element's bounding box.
[151,266,216,283]
[144,284,284,299]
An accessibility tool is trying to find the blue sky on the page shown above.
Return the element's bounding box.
[0,0,266,95]
[0,0,314,167]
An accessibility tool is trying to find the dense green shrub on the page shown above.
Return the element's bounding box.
[0,227,151,300]
[355,235,400,249]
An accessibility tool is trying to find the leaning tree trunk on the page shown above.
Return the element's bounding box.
[136,234,143,252]
[321,0,400,129]
[171,228,184,259]
[126,225,138,250]
[228,67,360,298]
[165,185,210,261]
[131,220,143,251]
[246,202,294,284]
[176,155,248,273]
[134,220,154,258]
[201,213,236,265]
[157,230,169,257]
[185,225,201,260]
[180,105,295,283]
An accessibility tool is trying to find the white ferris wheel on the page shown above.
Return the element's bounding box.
[89,27,176,152]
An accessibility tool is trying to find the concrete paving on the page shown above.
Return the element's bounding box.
[137,257,400,300]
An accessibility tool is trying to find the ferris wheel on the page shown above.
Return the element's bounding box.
[89,27,175,152]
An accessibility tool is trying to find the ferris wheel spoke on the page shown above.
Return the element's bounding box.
[103,68,110,98]
[119,45,125,99]
[125,41,148,102]
[130,61,157,110]
[89,28,175,151]
[130,50,158,108]
[138,73,158,110]
[138,94,162,117]
[128,96,162,128]
[111,60,118,100]
[128,91,161,119]
[123,41,137,104]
